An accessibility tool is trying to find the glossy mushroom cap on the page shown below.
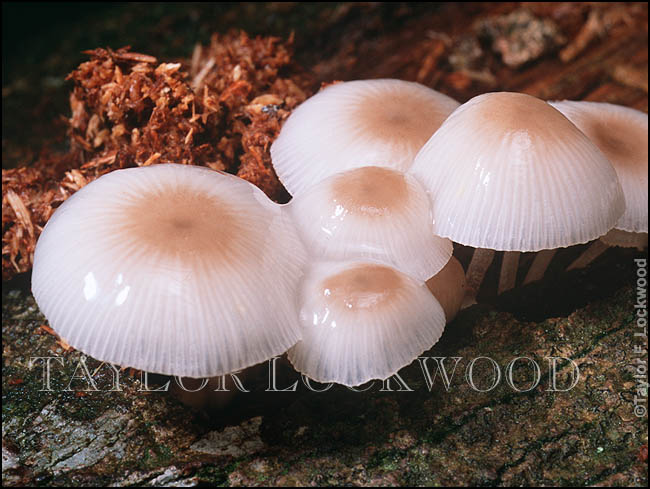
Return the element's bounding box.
[288,261,446,387]
[287,166,452,281]
[271,79,460,196]
[32,164,307,378]
[549,101,648,235]
[410,92,625,251]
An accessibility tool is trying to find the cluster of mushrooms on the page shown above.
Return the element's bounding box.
[32,79,648,388]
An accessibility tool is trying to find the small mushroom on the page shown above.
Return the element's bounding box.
[409,92,625,303]
[288,261,446,387]
[31,164,308,378]
[286,166,452,281]
[547,101,648,271]
[426,256,466,322]
[271,78,460,196]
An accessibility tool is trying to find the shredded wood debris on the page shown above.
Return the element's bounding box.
[612,64,649,94]
[474,8,566,69]
[2,32,313,280]
[36,324,74,353]
[560,3,641,63]
[2,167,66,280]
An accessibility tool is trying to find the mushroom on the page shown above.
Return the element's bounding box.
[409,92,625,303]
[287,261,446,387]
[286,165,453,281]
[545,101,648,272]
[31,164,308,378]
[425,256,466,322]
[270,78,460,196]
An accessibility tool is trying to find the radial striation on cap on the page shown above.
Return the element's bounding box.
[549,100,648,234]
[32,164,308,378]
[287,261,446,387]
[271,79,460,196]
[286,166,453,281]
[410,92,626,251]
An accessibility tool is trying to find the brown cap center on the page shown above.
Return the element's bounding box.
[586,118,643,164]
[330,167,409,217]
[118,185,244,262]
[322,264,404,311]
[472,92,571,138]
[354,90,449,146]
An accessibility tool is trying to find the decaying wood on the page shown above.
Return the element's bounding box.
[2,33,312,280]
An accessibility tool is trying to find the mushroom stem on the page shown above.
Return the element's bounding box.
[498,251,520,294]
[566,240,609,271]
[170,371,253,410]
[523,249,557,285]
[463,248,495,307]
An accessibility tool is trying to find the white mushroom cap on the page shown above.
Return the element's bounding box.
[549,101,648,235]
[286,166,452,281]
[410,92,626,251]
[287,261,446,387]
[32,164,307,378]
[271,79,460,196]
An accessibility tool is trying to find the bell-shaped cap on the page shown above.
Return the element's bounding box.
[410,92,625,251]
[287,166,452,281]
[550,100,647,234]
[32,164,307,378]
[288,261,446,387]
[271,79,460,196]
